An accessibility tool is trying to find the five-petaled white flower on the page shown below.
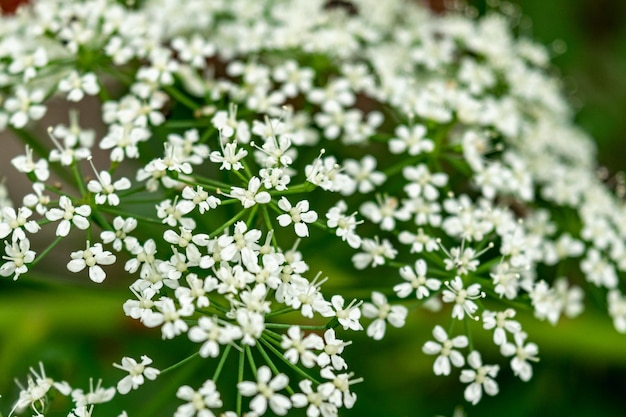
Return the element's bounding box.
[276,197,318,238]
[500,331,539,382]
[113,355,160,395]
[87,170,131,206]
[237,366,292,416]
[0,238,36,280]
[45,195,91,237]
[67,242,116,283]
[442,276,485,320]
[394,259,441,299]
[362,291,408,340]
[459,351,500,405]
[422,325,468,376]
[174,379,223,417]
[229,177,271,208]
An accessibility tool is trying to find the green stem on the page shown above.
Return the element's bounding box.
[71,161,88,198]
[208,208,248,238]
[236,347,245,416]
[164,86,200,111]
[255,339,294,395]
[212,344,232,382]
[30,236,64,268]
[259,337,320,385]
[159,351,200,375]
[265,323,329,330]
[245,345,258,379]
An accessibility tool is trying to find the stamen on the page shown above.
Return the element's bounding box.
[47,126,65,152]
[86,155,104,183]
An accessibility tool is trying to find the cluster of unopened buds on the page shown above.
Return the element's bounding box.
[1,0,625,416]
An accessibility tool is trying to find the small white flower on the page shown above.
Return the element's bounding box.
[87,170,131,206]
[276,197,318,237]
[422,325,468,376]
[113,355,160,395]
[229,177,271,208]
[67,242,116,283]
[442,276,485,320]
[500,332,539,382]
[45,195,91,237]
[326,200,362,249]
[237,366,292,416]
[58,71,100,102]
[459,351,500,405]
[330,295,363,331]
[394,259,441,299]
[607,290,626,333]
[281,325,324,368]
[318,368,361,409]
[389,124,434,155]
[175,380,223,417]
[317,328,350,370]
[291,379,338,417]
[0,237,36,280]
[188,316,242,358]
[482,309,522,346]
[100,216,138,252]
[210,140,248,171]
[4,87,46,128]
[362,291,407,340]
[11,145,49,182]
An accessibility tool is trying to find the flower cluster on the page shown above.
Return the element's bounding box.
[0,0,624,415]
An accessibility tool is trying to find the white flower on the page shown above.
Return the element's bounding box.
[67,242,116,283]
[318,368,361,409]
[281,325,324,368]
[58,71,100,102]
[10,363,54,416]
[175,380,223,417]
[402,164,448,200]
[291,379,337,417]
[0,206,40,241]
[330,295,363,331]
[351,237,396,269]
[11,145,49,182]
[87,170,131,206]
[178,186,221,214]
[276,197,318,237]
[442,276,485,320]
[188,316,242,358]
[229,177,271,208]
[607,290,626,333]
[237,366,291,416]
[317,329,350,370]
[500,332,539,381]
[325,200,362,249]
[100,216,138,252]
[45,195,91,237]
[0,237,36,280]
[210,140,248,171]
[459,351,500,405]
[113,355,160,395]
[394,259,441,299]
[422,325,468,376]
[4,87,46,128]
[362,291,407,340]
[143,297,195,339]
[482,309,522,346]
[70,379,116,407]
[389,124,434,155]
[342,155,386,194]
